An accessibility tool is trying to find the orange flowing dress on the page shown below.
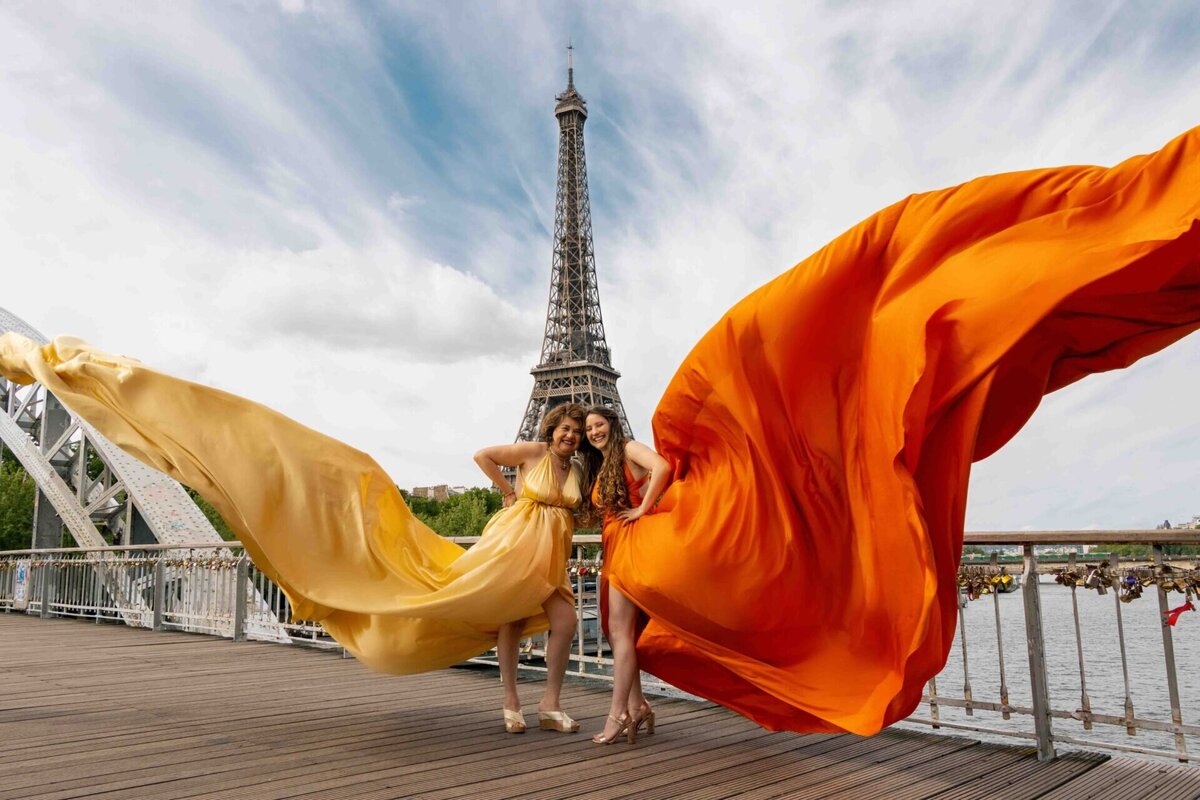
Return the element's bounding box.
[604,125,1200,735]
[2,126,1198,736]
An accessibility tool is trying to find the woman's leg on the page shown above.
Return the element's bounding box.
[596,585,639,740]
[497,620,523,713]
[538,592,577,713]
[629,667,648,712]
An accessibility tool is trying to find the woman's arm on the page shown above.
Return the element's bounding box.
[474,442,547,507]
[615,440,671,523]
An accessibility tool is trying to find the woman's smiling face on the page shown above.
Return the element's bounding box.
[552,417,581,455]
[585,413,611,449]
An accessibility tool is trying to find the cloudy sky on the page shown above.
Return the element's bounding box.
[2,1,1198,531]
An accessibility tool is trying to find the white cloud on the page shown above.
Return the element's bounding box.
[386,192,423,218]
[580,1,1200,528]
[1,0,1198,527]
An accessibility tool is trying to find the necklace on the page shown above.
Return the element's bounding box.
[552,451,571,469]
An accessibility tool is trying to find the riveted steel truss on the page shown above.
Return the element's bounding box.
[1,308,224,549]
[0,307,287,638]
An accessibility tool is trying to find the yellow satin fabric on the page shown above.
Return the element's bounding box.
[607,125,1200,735]
[0,333,580,674]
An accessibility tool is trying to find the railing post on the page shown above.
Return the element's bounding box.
[38,558,53,619]
[1022,544,1055,761]
[233,556,249,642]
[1153,544,1188,761]
[152,558,165,632]
[92,557,103,624]
[990,552,1011,720]
[1066,551,1092,729]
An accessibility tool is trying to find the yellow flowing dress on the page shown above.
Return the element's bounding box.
[3,125,1199,734]
[0,334,582,675]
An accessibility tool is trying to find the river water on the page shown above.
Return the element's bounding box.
[893,576,1200,758]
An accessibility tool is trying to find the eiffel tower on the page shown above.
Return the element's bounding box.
[515,48,632,442]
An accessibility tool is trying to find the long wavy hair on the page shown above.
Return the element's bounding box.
[585,405,630,513]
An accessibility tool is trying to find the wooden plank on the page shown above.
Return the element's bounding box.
[865,744,1036,800]
[4,613,1198,800]
[759,735,982,800]
[1040,757,1200,800]
[640,733,973,800]
[930,751,1108,800]
[187,701,775,800]
[14,677,615,799]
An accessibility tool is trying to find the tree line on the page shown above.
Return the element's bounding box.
[0,452,34,551]
[401,488,505,537]
[0,445,510,549]
[1,445,1195,549]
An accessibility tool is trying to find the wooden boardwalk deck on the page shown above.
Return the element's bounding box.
[2,615,1199,800]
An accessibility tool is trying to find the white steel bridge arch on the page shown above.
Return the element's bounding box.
[0,307,223,549]
[0,308,286,639]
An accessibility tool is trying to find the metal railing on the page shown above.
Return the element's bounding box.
[907,530,1200,764]
[2,530,1198,763]
[0,543,302,644]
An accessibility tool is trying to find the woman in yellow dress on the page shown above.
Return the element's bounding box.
[0,335,596,734]
[472,402,591,734]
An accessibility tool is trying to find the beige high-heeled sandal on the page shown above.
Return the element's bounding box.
[537,709,580,733]
[503,708,526,734]
[592,714,635,745]
[632,702,655,736]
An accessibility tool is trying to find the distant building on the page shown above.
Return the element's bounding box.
[1160,515,1200,530]
[411,485,468,502]
[1034,544,1088,555]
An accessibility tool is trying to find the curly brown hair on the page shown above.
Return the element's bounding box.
[585,405,630,513]
[539,402,587,444]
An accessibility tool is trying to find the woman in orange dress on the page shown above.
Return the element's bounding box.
[472,402,594,734]
[583,406,670,744]
[606,125,1200,735]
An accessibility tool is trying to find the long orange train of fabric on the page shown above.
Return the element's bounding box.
[2,126,1199,737]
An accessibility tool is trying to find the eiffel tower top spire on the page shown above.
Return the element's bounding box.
[513,51,632,442]
[556,42,586,118]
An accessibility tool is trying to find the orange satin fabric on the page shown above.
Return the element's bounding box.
[605,126,1200,735]
[592,463,648,639]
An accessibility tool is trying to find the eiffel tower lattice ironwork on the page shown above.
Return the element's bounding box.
[515,49,632,442]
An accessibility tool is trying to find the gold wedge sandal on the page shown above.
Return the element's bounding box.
[537,709,580,733]
[503,708,527,734]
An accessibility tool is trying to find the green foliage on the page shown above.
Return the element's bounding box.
[0,454,35,551]
[87,450,105,481]
[184,486,238,542]
[962,544,986,556]
[409,488,504,537]
[572,529,602,560]
[1103,543,1200,558]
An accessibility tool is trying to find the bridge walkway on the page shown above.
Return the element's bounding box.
[2,615,1199,799]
